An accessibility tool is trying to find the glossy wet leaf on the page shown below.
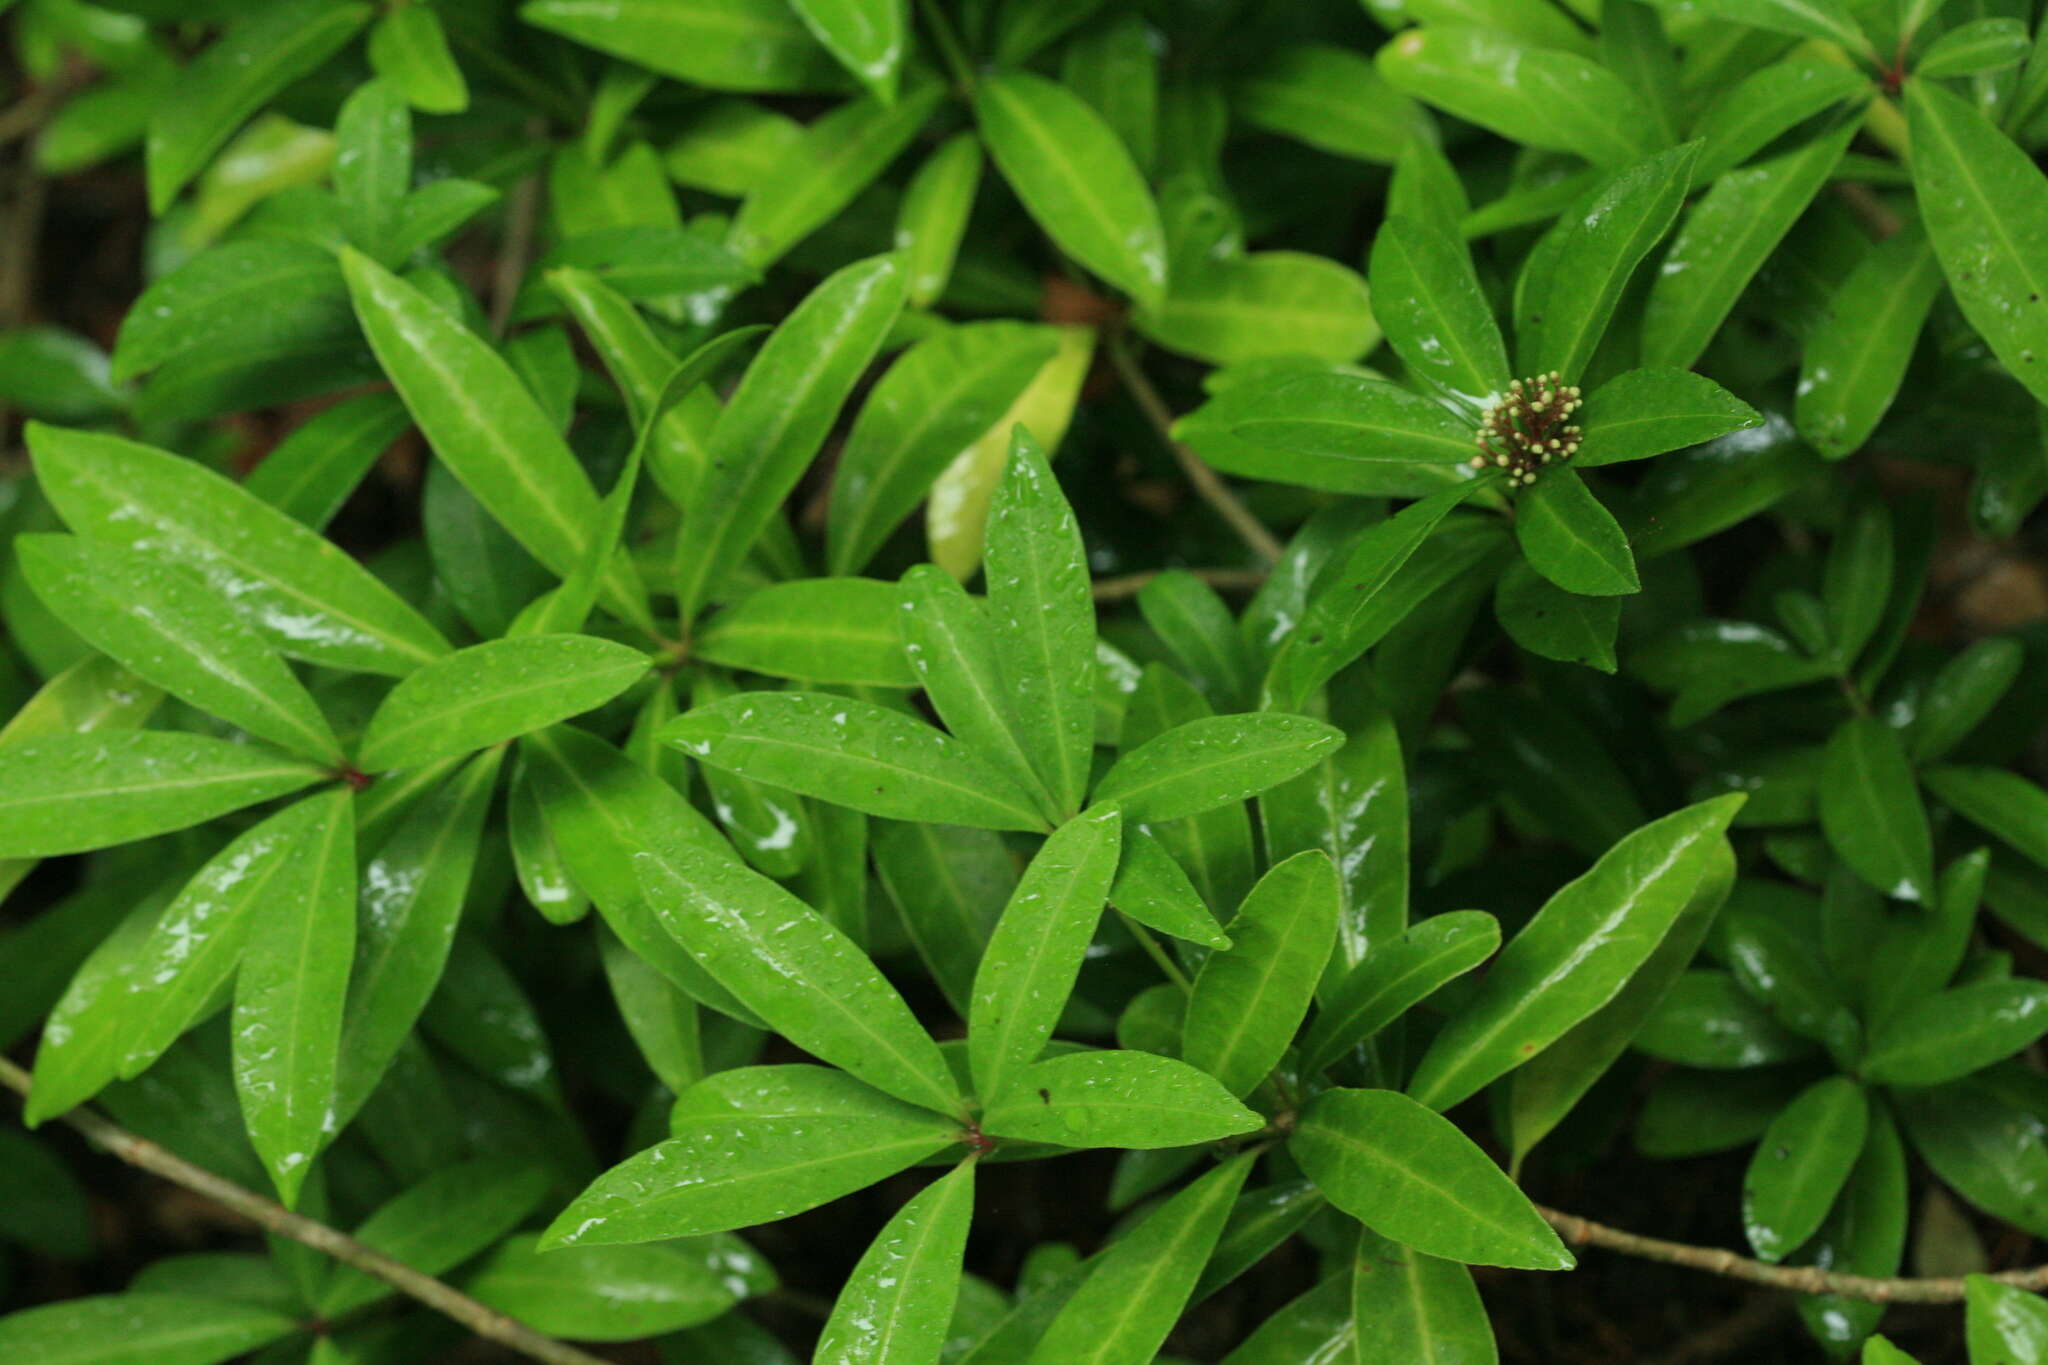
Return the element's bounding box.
[897,132,981,309]
[982,1050,1261,1149]
[1921,19,2030,79]
[1022,1153,1252,1365]
[1573,368,1761,467]
[664,691,1049,832]
[1368,215,1508,405]
[1208,372,1476,471]
[1862,981,2048,1085]
[1235,42,1428,163]
[969,805,1122,1099]
[340,249,646,628]
[1925,765,2048,871]
[1819,716,1936,904]
[0,733,323,859]
[814,1160,975,1365]
[1684,0,1873,49]
[146,0,370,211]
[1294,1088,1572,1270]
[368,5,468,113]
[1350,1230,1499,1365]
[545,1066,959,1246]
[335,748,502,1122]
[520,0,846,93]
[1797,226,1944,458]
[1137,250,1380,369]
[1966,1275,2048,1362]
[1301,911,1500,1077]
[1522,142,1699,381]
[1108,829,1232,949]
[1515,469,1639,596]
[1409,795,1745,1111]
[358,635,649,772]
[696,578,916,688]
[1495,559,1620,672]
[634,847,960,1114]
[675,254,905,619]
[828,323,1059,576]
[1641,121,1856,370]
[18,536,341,765]
[1183,850,1340,1097]
[1692,58,1872,182]
[319,1157,550,1317]
[975,71,1167,309]
[231,787,355,1205]
[28,424,450,676]
[1092,714,1343,823]
[1914,640,2024,761]
[1378,27,1658,167]
[0,1294,298,1365]
[1743,1076,1868,1262]
[465,1233,736,1339]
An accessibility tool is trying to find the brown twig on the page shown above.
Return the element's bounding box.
[1834,182,1905,241]
[1540,1203,2048,1304]
[0,1057,609,1365]
[1091,566,1268,603]
[1105,331,1285,565]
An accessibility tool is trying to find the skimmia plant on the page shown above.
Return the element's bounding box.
[3,0,2048,1363]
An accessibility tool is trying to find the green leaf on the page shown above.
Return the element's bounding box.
[1495,558,1620,672]
[1913,640,2024,761]
[339,249,648,630]
[243,393,411,531]
[1819,716,1936,904]
[367,6,469,114]
[598,926,702,1092]
[1211,373,1478,471]
[1263,484,1484,709]
[815,1161,976,1365]
[675,253,906,619]
[1515,469,1639,596]
[1693,59,1872,183]
[1633,969,1817,1068]
[874,819,1015,1017]
[1522,143,1699,381]
[1138,571,1256,709]
[1743,1076,1868,1261]
[969,805,1122,1099]
[1920,17,2030,77]
[1136,250,1380,369]
[146,0,371,211]
[1821,500,1895,667]
[1898,1074,2048,1238]
[828,322,1057,576]
[28,424,450,676]
[664,691,1050,832]
[1797,226,1943,458]
[1023,1153,1253,1365]
[0,1294,297,1365]
[1092,715,1344,823]
[1293,1088,1572,1270]
[897,132,982,309]
[1108,829,1232,949]
[358,635,649,772]
[983,428,1098,820]
[521,0,846,93]
[0,732,323,859]
[511,228,757,323]
[1460,689,1645,858]
[231,787,355,1204]
[1508,839,1735,1165]
[1367,216,1508,405]
[1685,0,1873,49]
[111,240,353,386]
[1641,120,1856,370]
[1377,27,1658,167]
[1300,911,1500,1077]
[1234,43,1428,164]
[1864,1338,1922,1364]
[544,1065,958,1245]
[319,1157,550,1317]
[982,1050,1262,1148]
[19,536,341,765]
[974,70,1168,310]
[1926,765,2048,871]
[1183,850,1340,1097]
[465,1233,735,1339]
[1967,1275,2048,1361]
[1574,367,1761,467]
[115,799,341,1082]
[696,578,917,687]
[633,845,960,1114]
[787,0,904,101]
[1409,794,1745,1111]
[728,83,938,267]
[335,747,502,1121]
[1350,1230,1500,1364]
[1796,1105,1907,1354]
[1862,981,2048,1084]
[334,80,408,264]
